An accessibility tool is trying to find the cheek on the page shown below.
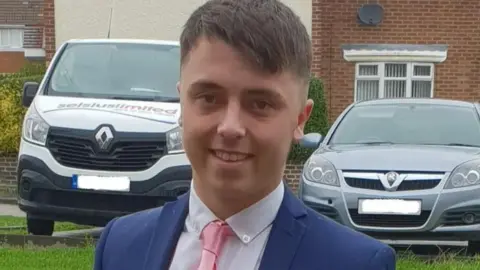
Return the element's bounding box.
[252,121,294,153]
[181,108,214,150]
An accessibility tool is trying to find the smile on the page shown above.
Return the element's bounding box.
[212,150,251,162]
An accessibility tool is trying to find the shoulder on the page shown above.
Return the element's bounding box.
[103,206,165,240]
[93,206,167,269]
[296,207,396,269]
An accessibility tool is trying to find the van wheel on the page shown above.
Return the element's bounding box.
[467,240,480,255]
[27,217,54,236]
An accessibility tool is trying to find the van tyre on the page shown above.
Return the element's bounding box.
[467,241,480,255]
[27,217,54,236]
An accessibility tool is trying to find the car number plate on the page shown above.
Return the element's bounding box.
[358,199,421,216]
[72,175,130,192]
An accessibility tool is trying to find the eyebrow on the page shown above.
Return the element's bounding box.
[189,79,286,102]
[189,80,224,94]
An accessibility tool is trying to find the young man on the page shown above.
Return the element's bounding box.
[94,0,397,269]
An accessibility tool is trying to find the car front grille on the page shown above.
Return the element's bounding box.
[342,171,444,191]
[348,209,431,227]
[344,178,441,191]
[47,126,167,172]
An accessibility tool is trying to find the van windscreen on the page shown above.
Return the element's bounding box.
[45,42,180,102]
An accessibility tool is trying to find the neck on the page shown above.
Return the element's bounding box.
[193,178,281,221]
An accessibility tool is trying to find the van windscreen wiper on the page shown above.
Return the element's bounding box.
[357,141,394,145]
[110,96,180,102]
[110,96,155,101]
[155,97,180,102]
[446,143,480,148]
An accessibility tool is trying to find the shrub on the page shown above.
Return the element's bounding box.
[287,76,329,164]
[0,64,45,154]
[0,62,46,82]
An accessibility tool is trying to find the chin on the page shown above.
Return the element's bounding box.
[210,173,248,191]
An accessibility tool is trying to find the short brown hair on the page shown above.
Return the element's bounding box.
[179,0,312,84]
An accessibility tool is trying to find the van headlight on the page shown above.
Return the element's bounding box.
[166,126,184,153]
[445,159,480,189]
[23,105,50,146]
[303,156,340,187]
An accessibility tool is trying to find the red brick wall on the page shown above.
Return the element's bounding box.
[0,154,17,197]
[44,0,55,63]
[0,51,27,73]
[312,0,480,122]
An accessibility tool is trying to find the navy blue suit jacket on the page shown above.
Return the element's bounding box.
[94,187,396,270]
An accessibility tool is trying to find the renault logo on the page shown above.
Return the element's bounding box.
[95,126,114,150]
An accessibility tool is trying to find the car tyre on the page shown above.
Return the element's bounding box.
[27,217,54,236]
[467,240,480,255]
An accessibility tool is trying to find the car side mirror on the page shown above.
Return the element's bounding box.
[22,82,39,107]
[299,133,323,149]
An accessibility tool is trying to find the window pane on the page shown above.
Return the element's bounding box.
[0,29,9,46]
[412,80,432,97]
[384,80,406,98]
[356,80,379,101]
[359,65,378,76]
[49,43,181,99]
[413,65,431,76]
[385,63,407,77]
[330,104,480,147]
[10,29,23,47]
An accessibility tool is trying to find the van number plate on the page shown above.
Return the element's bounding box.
[72,175,130,192]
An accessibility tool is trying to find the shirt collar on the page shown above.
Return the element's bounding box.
[186,180,285,244]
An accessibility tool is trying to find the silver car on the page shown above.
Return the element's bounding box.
[298,98,480,252]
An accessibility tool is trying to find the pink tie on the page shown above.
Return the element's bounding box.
[197,220,232,270]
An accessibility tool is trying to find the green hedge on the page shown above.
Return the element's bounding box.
[287,76,329,163]
[0,63,46,154]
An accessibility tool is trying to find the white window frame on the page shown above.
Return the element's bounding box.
[354,62,435,102]
[0,25,24,50]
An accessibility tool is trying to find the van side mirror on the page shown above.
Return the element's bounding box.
[22,82,39,107]
[299,133,323,149]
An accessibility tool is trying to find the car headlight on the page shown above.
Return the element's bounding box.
[22,105,50,146]
[303,156,340,187]
[166,126,184,153]
[445,159,480,189]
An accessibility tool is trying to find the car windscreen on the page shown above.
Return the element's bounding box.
[329,103,480,147]
[45,42,180,102]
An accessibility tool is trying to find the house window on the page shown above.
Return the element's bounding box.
[0,28,24,48]
[355,62,434,102]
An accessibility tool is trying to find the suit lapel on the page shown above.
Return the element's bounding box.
[143,193,189,270]
[259,187,308,270]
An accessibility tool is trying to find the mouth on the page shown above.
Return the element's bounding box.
[210,149,253,163]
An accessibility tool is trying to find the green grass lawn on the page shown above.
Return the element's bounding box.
[0,245,95,270]
[0,216,92,235]
[1,216,480,269]
[0,246,479,270]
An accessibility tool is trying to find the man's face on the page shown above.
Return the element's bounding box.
[178,37,313,199]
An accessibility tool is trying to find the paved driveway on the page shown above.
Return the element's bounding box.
[0,203,25,217]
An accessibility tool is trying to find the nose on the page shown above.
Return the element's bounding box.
[217,102,246,139]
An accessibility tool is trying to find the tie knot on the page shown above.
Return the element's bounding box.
[201,220,232,254]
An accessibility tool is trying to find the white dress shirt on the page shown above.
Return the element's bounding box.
[169,180,285,270]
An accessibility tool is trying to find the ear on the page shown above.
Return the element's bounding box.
[176,81,183,127]
[293,99,314,143]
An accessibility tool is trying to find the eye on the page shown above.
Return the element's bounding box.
[200,94,216,104]
[252,100,271,111]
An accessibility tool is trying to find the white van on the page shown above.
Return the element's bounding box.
[17,38,191,235]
